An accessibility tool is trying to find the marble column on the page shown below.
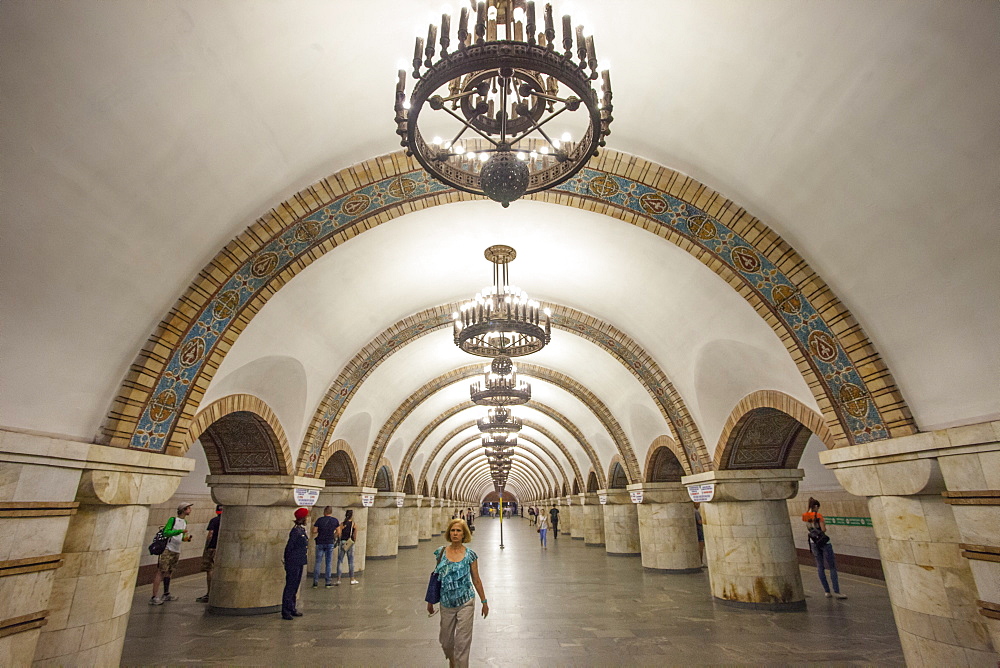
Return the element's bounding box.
[821,422,999,667]
[206,475,325,615]
[435,500,450,535]
[571,494,586,539]
[313,486,375,574]
[366,491,403,559]
[398,494,421,549]
[598,489,641,556]
[560,496,573,535]
[418,497,433,541]
[582,493,606,546]
[682,469,805,611]
[628,482,701,572]
[24,436,191,667]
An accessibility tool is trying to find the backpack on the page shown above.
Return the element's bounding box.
[148,516,174,555]
[807,519,830,548]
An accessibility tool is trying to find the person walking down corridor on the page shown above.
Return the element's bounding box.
[427,519,488,668]
[312,506,339,588]
[803,497,847,599]
[549,506,560,539]
[537,512,548,548]
[335,509,359,585]
[282,508,310,619]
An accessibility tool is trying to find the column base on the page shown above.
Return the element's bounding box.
[571,536,584,540]
[366,554,397,560]
[398,544,418,549]
[714,596,806,612]
[644,566,704,574]
[584,542,605,547]
[208,604,281,616]
[607,552,641,557]
[418,538,431,542]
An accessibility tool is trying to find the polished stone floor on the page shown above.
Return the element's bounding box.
[123,516,904,666]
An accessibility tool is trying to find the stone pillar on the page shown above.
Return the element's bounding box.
[683,469,805,611]
[398,494,421,549]
[366,491,402,559]
[628,482,701,572]
[314,486,375,574]
[435,500,449,534]
[571,494,586,539]
[582,492,606,546]
[419,497,434,540]
[29,438,191,666]
[598,489,641,556]
[821,423,999,666]
[206,475,324,615]
[559,496,572,534]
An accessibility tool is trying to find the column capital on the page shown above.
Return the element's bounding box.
[316,485,378,508]
[681,469,803,502]
[372,490,404,508]
[627,481,689,504]
[596,488,631,504]
[207,475,324,506]
[404,494,423,508]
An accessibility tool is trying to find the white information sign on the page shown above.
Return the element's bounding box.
[599,494,607,505]
[629,490,643,504]
[293,488,319,507]
[686,483,715,503]
[396,497,404,508]
[361,493,375,507]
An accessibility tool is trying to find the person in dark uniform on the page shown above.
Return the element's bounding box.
[549,506,560,539]
[282,507,310,620]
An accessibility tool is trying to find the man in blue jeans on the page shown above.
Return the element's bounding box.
[312,506,339,588]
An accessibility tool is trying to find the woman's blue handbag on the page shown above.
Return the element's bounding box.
[424,548,447,604]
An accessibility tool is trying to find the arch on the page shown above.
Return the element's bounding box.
[319,441,359,486]
[102,150,914,462]
[714,390,834,470]
[403,473,416,495]
[644,435,684,483]
[586,470,599,493]
[443,445,553,498]
[186,395,292,474]
[421,479,429,497]
[374,459,394,492]
[357,365,623,490]
[608,458,629,489]
[459,464,541,501]
[453,459,546,502]
[572,478,580,495]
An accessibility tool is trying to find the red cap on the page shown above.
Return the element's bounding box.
[293,507,310,519]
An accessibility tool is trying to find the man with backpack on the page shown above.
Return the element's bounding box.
[151,501,193,605]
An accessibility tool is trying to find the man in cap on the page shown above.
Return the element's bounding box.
[151,501,193,605]
[196,504,223,603]
[282,507,310,619]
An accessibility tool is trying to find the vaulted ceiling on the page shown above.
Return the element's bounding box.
[2,1,998,501]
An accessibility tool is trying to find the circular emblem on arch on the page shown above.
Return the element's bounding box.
[250,251,279,278]
[294,221,321,242]
[771,285,802,314]
[387,177,417,199]
[179,336,206,368]
[212,290,240,321]
[341,193,372,216]
[687,215,717,240]
[639,192,669,215]
[589,175,620,198]
[149,389,178,423]
[731,247,761,273]
[808,330,838,363]
[839,383,870,418]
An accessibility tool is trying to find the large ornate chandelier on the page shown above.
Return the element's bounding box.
[394,1,614,207]
[477,406,522,436]
[454,245,550,358]
[471,356,531,406]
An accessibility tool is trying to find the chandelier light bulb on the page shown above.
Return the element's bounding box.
[561,131,572,143]
[432,136,442,145]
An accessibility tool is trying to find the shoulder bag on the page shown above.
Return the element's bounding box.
[423,546,448,604]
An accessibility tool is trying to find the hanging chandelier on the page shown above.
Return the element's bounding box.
[394,0,613,207]
[471,355,531,406]
[478,406,522,436]
[454,245,550,358]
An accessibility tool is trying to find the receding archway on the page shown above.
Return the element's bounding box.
[374,464,393,492]
[608,461,629,489]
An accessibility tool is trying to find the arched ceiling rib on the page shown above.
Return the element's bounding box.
[449,455,550,503]
[436,437,565,501]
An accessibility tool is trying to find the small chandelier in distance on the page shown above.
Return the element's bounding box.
[471,355,531,407]
[454,245,550,358]
[394,0,614,207]
[478,406,523,436]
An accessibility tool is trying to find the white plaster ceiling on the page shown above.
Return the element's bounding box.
[2,2,998,499]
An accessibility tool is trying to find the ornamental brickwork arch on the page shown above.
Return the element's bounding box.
[100,149,914,465]
[186,394,292,474]
[450,455,549,502]
[644,435,685,483]
[434,434,568,499]
[319,441,360,487]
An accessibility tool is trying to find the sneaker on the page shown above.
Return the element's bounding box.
[312,582,318,588]
[196,595,209,603]
[325,582,333,588]
[334,581,341,586]
[834,593,847,599]
[150,596,163,605]
[350,579,359,585]
[162,594,178,602]
[824,592,832,598]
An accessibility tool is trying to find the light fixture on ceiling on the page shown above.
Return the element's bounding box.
[454,245,550,358]
[394,0,614,207]
[471,356,531,406]
[478,406,522,436]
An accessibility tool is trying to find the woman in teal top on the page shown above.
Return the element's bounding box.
[426,519,488,668]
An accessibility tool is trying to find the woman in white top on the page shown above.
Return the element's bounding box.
[537,513,548,548]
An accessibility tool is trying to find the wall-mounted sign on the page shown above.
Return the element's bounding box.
[686,483,715,503]
[361,493,375,507]
[629,490,643,504]
[396,497,404,508]
[294,488,319,506]
[599,495,607,505]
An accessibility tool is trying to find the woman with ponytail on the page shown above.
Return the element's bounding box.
[803,497,846,599]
